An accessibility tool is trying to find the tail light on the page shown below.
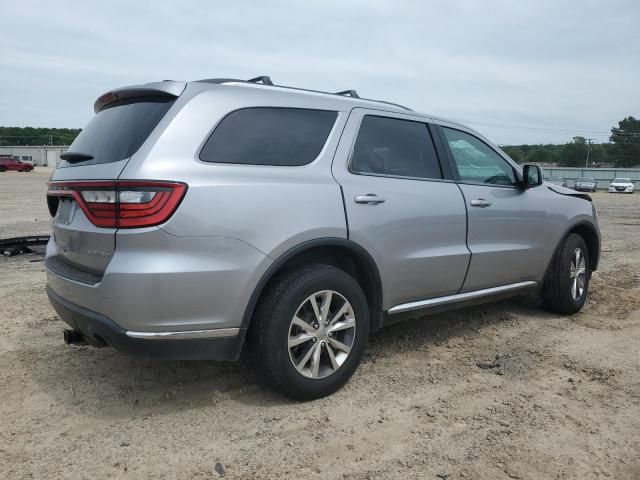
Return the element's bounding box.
[47,181,187,228]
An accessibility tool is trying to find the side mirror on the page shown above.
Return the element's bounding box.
[523,164,543,189]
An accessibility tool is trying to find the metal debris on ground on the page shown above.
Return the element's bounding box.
[0,235,49,257]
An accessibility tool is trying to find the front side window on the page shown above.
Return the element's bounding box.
[350,115,442,180]
[442,127,517,186]
[200,108,337,166]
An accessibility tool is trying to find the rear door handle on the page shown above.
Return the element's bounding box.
[470,198,492,207]
[354,194,385,205]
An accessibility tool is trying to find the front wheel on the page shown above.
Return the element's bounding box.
[541,233,590,314]
[251,264,369,400]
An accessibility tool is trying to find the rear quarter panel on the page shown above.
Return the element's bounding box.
[118,84,349,259]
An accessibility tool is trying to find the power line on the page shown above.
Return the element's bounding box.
[459,119,640,137]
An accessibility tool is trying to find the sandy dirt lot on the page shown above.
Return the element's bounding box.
[0,168,53,238]
[1,170,639,479]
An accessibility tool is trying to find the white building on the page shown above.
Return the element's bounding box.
[0,145,69,166]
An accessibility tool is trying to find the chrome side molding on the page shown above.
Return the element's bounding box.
[387,281,538,315]
[125,327,240,340]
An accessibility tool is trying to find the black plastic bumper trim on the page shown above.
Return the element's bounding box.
[46,286,246,361]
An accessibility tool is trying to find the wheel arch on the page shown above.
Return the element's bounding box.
[567,221,600,272]
[545,220,600,278]
[242,238,384,332]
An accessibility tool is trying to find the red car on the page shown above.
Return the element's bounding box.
[0,157,34,172]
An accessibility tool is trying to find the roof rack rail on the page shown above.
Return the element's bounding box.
[247,76,273,85]
[194,76,412,111]
[335,90,360,98]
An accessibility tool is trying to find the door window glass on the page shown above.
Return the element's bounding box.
[351,115,442,179]
[442,127,517,186]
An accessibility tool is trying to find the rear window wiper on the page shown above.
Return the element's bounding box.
[60,151,94,163]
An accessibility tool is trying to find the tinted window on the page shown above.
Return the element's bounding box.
[200,108,337,166]
[442,127,517,186]
[351,116,442,179]
[66,97,174,166]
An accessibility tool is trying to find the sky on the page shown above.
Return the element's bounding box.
[1,0,639,145]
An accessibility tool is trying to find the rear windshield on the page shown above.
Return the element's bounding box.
[64,97,174,166]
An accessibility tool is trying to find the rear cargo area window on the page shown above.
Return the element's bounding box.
[65,97,174,166]
[200,108,337,166]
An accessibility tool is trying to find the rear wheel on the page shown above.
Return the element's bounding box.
[251,264,369,400]
[0,166,6,172]
[541,233,590,314]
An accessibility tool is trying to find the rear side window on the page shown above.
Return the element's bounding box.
[200,108,337,166]
[66,97,174,166]
[350,115,442,180]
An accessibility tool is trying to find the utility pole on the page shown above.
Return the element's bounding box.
[585,138,594,167]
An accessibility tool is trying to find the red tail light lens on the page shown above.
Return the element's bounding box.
[47,181,187,228]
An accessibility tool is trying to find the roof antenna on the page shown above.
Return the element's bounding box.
[247,76,274,86]
[335,90,360,98]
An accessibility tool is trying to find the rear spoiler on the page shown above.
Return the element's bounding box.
[93,80,187,113]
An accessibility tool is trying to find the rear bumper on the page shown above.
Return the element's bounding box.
[47,286,246,361]
[45,230,272,332]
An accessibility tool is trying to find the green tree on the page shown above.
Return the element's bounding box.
[588,144,607,165]
[524,148,548,164]
[559,136,588,167]
[610,116,640,167]
[0,127,80,146]
[501,146,525,163]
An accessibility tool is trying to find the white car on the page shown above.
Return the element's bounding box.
[608,178,635,193]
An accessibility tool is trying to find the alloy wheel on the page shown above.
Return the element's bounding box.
[287,290,356,379]
[569,248,587,301]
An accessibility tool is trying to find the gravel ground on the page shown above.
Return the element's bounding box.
[0,168,53,237]
[1,170,639,479]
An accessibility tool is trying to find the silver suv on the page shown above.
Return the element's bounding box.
[46,76,600,399]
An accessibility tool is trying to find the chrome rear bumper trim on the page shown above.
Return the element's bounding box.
[125,327,240,340]
[387,281,538,315]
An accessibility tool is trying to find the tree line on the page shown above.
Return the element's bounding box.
[499,116,639,168]
[0,127,81,147]
[1,116,638,167]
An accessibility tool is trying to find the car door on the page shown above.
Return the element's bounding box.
[332,109,470,310]
[436,124,551,292]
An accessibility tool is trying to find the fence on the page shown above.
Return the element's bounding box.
[541,167,640,190]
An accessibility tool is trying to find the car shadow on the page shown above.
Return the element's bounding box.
[24,295,547,417]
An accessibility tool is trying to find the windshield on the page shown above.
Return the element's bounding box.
[613,178,631,183]
[64,97,174,166]
[579,178,595,182]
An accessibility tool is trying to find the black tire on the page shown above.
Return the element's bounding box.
[0,166,6,172]
[250,264,369,400]
[541,233,590,315]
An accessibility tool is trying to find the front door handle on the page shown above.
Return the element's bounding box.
[470,198,492,207]
[354,194,386,205]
